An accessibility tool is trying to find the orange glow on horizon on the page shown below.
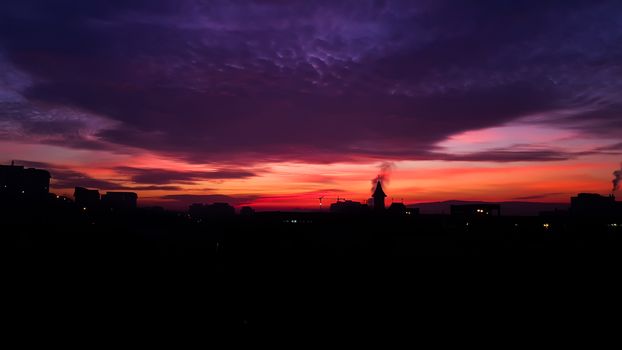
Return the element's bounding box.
[3,135,620,210]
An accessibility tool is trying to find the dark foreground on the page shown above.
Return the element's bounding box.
[4,203,622,341]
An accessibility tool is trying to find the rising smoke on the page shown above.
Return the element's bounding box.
[371,161,395,193]
[613,163,622,193]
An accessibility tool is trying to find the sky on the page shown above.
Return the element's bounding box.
[1,0,621,210]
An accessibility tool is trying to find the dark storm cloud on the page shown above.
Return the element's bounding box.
[436,149,574,163]
[513,193,567,200]
[115,167,256,184]
[8,160,253,192]
[50,169,183,191]
[50,168,129,190]
[596,143,622,152]
[2,0,622,163]
[11,160,182,191]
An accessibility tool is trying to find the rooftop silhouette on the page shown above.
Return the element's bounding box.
[1,159,621,283]
[0,161,50,200]
[372,179,387,211]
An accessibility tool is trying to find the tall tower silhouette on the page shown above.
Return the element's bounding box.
[372,179,387,211]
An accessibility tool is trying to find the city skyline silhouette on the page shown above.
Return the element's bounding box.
[3,159,621,215]
[2,158,622,213]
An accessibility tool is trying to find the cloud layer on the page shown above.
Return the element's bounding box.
[1,0,621,165]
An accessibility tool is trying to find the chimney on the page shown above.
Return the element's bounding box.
[372,179,387,211]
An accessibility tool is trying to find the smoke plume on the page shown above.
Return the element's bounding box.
[613,163,622,193]
[371,162,395,194]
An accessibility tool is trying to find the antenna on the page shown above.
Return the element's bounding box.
[318,196,324,211]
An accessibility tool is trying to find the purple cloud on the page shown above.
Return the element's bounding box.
[11,160,183,191]
[1,1,622,164]
[115,166,256,184]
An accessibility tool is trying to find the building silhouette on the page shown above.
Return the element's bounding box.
[388,202,407,215]
[240,206,255,217]
[74,187,100,209]
[372,180,387,211]
[330,200,364,214]
[74,188,139,211]
[102,192,138,210]
[189,202,235,219]
[0,161,50,200]
[570,193,619,217]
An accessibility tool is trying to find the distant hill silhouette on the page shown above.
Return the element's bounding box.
[410,200,568,216]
